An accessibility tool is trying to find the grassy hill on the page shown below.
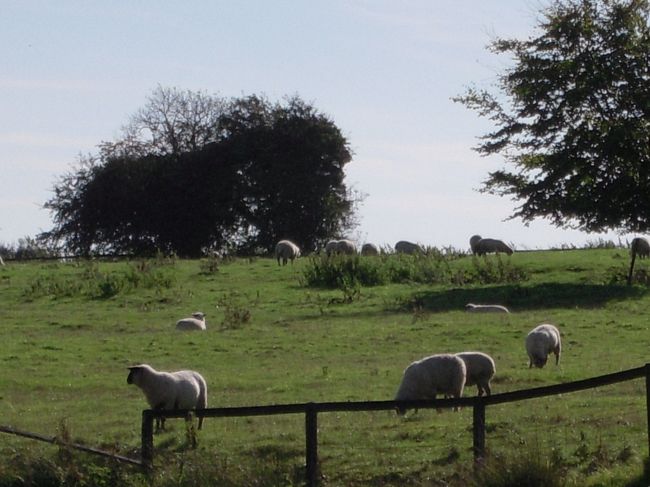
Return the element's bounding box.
[1,248,650,486]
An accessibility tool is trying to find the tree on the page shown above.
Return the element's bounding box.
[455,0,650,234]
[42,90,358,257]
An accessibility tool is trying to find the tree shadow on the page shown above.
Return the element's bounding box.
[403,283,648,313]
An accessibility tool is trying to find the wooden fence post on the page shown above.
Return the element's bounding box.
[472,398,486,462]
[646,364,650,458]
[305,403,319,487]
[141,410,154,471]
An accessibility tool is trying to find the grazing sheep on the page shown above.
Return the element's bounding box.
[525,324,561,368]
[394,354,466,415]
[324,240,339,256]
[394,240,424,255]
[474,238,513,256]
[275,239,301,266]
[335,239,357,255]
[361,243,380,256]
[465,303,510,314]
[176,312,207,331]
[0,255,4,266]
[469,235,483,254]
[127,364,208,431]
[631,237,650,259]
[455,352,496,396]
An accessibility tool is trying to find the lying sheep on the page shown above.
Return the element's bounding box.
[525,324,561,368]
[394,240,424,255]
[127,364,208,431]
[176,312,207,331]
[631,237,650,259]
[465,303,510,313]
[361,243,380,256]
[275,239,301,265]
[474,237,513,256]
[455,352,496,396]
[336,239,357,255]
[394,354,466,415]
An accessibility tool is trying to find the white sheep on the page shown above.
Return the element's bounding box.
[394,353,466,415]
[455,352,496,396]
[0,255,4,266]
[176,312,207,331]
[394,240,424,255]
[336,239,357,255]
[631,237,650,259]
[525,324,561,368]
[474,237,513,256]
[361,243,380,256]
[465,303,510,314]
[324,240,339,256]
[275,239,301,266]
[127,364,208,431]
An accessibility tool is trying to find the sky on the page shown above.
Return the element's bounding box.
[0,1,636,252]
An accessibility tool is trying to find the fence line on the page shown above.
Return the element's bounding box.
[0,425,144,467]
[141,364,650,486]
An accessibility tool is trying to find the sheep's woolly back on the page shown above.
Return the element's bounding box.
[395,354,466,402]
[335,239,357,255]
[525,324,561,368]
[632,237,650,259]
[361,243,380,256]
[394,240,424,255]
[176,312,206,331]
[465,303,510,313]
[275,240,300,265]
[127,364,204,411]
[475,238,513,256]
[455,352,496,396]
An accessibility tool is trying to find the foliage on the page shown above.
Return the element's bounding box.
[300,251,528,289]
[455,0,650,234]
[0,236,57,260]
[41,89,358,257]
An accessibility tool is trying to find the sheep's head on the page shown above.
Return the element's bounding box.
[531,355,548,368]
[191,312,205,320]
[127,364,153,385]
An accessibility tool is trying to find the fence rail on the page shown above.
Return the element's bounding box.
[141,364,650,486]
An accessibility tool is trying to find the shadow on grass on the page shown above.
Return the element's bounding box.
[404,283,648,312]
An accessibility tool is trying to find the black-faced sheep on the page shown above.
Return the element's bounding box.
[127,364,208,431]
[176,312,207,331]
[525,324,561,368]
[394,354,466,415]
[275,240,301,265]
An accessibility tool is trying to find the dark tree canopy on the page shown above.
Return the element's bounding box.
[455,0,650,233]
[42,90,357,257]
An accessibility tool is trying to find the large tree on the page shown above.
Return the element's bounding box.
[42,90,357,257]
[455,0,650,233]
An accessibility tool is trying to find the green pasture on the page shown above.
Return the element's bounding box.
[1,248,650,485]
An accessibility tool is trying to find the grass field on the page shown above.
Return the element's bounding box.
[2,248,650,486]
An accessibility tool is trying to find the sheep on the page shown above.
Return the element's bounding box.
[275,239,300,266]
[325,239,357,255]
[525,324,561,368]
[394,240,424,255]
[127,364,208,431]
[469,235,483,254]
[361,243,380,256]
[0,255,4,266]
[474,238,513,256]
[176,312,207,331]
[631,237,650,259]
[394,353,466,415]
[455,352,496,396]
[465,303,510,314]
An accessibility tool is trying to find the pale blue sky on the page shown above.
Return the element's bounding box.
[0,1,634,250]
